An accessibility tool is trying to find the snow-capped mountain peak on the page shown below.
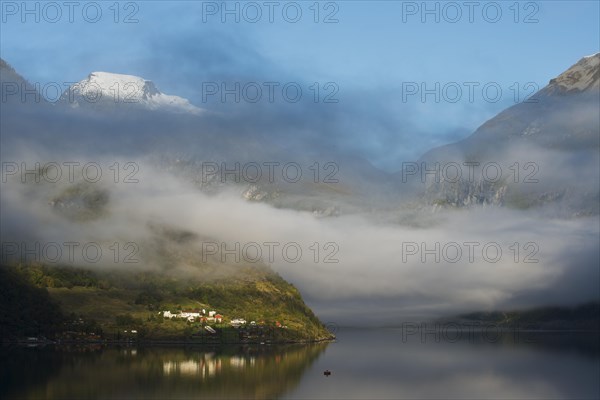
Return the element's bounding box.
[60,71,203,115]
[547,52,599,93]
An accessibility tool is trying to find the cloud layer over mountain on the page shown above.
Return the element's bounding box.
[1,55,599,324]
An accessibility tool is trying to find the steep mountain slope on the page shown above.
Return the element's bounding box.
[412,53,600,214]
[422,53,599,160]
[0,266,64,339]
[1,58,30,88]
[2,262,332,342]
[546,53,599,93]
[0,58,48,107]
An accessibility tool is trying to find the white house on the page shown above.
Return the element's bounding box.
[230,318,247,327]
[163,311,202,321]
[163,311,176,319]
[180,311,202,319]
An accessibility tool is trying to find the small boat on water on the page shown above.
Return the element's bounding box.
[323,370,331,377]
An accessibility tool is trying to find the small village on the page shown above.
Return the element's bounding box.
[160,309,289,331]
[24,310,291,345]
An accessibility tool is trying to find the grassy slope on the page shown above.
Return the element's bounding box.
[7,264,331,342]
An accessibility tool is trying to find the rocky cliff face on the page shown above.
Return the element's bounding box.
[412,54,600,216]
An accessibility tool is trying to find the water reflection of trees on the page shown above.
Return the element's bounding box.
[1,343,328,399]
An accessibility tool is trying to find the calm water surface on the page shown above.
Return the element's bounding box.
[1,329,598,399]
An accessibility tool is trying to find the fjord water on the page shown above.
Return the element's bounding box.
[286,329,599,399]
[1,329,598,399]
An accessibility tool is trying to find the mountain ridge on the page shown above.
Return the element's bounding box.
[545,52,600,94]
[412,53,600,214]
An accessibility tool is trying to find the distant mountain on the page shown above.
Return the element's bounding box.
[410,53,600,215]
[444,302,600,331]
[0,60,390,213]
[423,53,599,160]
[0,60,203,115]
[3,55,598,218]
[0,58,29,88]
[58,71,204,115]
[0,58,48,107]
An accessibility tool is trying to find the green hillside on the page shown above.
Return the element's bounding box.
[0,267,64,339]
[1,263,332,343]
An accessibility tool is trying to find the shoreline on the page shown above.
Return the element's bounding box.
[2,335,337,347]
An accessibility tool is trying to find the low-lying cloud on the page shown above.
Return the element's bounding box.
[1,147,598,324]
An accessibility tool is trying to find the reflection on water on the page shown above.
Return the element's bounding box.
[285,329,600,400]
[161,353,258,377]
[0,344,327,399]
[1,330,598,399]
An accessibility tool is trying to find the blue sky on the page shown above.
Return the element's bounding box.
[1,0,599,169]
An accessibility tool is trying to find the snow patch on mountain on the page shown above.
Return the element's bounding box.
[61,72,203,115]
